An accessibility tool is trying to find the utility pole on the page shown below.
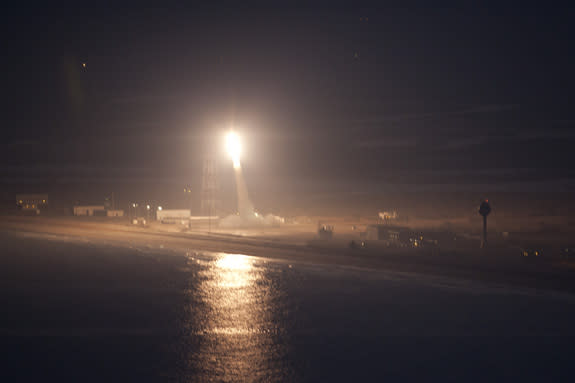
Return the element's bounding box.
[201,158,219,234]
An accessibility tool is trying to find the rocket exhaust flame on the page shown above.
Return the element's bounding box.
[226,132,242,169]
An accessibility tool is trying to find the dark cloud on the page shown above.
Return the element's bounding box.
[355,137,418,149]
[349,104,520,126]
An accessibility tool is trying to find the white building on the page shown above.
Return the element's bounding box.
[73,205,105,216]
[156,209,190,224]
[106,210,124,217]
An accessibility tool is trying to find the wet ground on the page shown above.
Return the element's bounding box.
[2,231,575,382]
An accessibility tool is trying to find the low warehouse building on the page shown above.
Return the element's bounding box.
[365,224,418,247]
[106,210,124,217]
[157,209,190,224]
[74,205,106,216]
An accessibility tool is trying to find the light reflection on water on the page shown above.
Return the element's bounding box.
[180,252,292,381]
[201,254,260,336]
[214,253,255,289]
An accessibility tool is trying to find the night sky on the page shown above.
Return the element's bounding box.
[2,4,575,209]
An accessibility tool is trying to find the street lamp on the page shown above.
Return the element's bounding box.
[479,199,491,249]
[131,203,138,223]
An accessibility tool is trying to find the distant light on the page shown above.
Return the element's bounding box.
[82,63,86,68]
[146,205,150,210]
[226,131,241,169]
[158,206,163,211]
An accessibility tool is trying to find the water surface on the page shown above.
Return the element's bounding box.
[2,232,575,382]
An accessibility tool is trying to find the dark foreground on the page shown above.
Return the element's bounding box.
[2,231,575,382]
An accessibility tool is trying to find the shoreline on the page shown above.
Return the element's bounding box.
[2,216,575,294]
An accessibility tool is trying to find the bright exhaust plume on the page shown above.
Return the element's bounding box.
[226,131,241,169]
